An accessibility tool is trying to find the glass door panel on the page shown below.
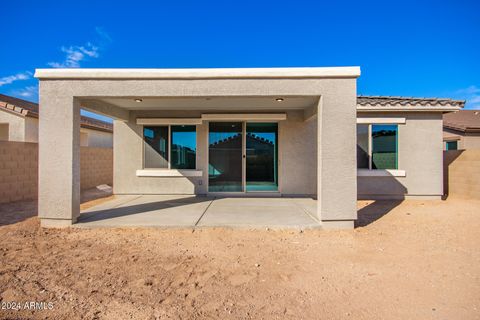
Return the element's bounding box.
[208,122,243,192]
[246,123,278,192]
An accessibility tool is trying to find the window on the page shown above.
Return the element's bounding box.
[143,125,196,169]
[446,141,458,151]
[357,124,398,170]
[171,125,196,169]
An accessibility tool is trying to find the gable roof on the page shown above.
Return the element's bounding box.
[357,96,465,111]
[0,94,113,132]
[443,110,480,133]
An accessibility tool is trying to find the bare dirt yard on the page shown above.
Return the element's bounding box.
[0,193,479,319]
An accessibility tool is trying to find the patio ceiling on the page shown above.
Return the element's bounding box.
[98,96,319,111]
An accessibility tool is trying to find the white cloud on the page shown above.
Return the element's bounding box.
[0,71,32,87]
[456,85,480,95]
[14,85,38,98]
[48,43,100,68]
[47,28,111,68]
[455,85,480,109]
[0,28,111,103]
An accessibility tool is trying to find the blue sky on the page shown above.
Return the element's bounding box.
[1,0,479,120]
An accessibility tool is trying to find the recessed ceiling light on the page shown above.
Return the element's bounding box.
[276,98,284,102]
[134,98,143,102]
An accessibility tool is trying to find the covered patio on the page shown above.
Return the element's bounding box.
[77,195,319,229]
[35,67,360,229]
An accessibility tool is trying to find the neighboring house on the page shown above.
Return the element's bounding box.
[0,94,113,147]
[443,110,480,150]
[33,67,464,229]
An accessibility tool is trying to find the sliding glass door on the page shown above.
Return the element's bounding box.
[208,122,278,193]
[208,122,243,192]
[246,123,278,191]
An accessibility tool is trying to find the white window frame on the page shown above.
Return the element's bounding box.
[357,122,405,177]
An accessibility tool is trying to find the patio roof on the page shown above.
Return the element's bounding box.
[34,67,361,79]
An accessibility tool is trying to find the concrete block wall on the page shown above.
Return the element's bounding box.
[0,141,38,203]
[80,146,113,190]
[444,150,480,199]
[0,141,113,204]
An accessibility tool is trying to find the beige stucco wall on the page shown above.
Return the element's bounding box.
[444,128,480,150]
[0,110,26,141]
[114,109,317,196]
[357,112,444,199]
[38,75,358,227]
[279,111,317,195]
[114,110,203,194]
[24,117,39,143]
[462,134,480,149]
[81,127,113,148]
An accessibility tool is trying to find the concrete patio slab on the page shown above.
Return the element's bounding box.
[76,195,320,229]
[198,198,319,229]
[77,195,213,228]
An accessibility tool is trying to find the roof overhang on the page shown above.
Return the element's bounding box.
[34,67,361,80]
[443,125,480,134]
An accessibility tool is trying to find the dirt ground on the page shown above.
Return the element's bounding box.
[0,193,479,320]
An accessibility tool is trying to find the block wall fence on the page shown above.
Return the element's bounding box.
[444,149,480,200]
[0,141,112,204]
[1,142,477,203]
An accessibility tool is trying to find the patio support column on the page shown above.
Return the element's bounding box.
[38,89,80,227]
[317,91,357,229]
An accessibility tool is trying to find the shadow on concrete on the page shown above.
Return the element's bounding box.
[355,200,403,228]
[78,196,213,223]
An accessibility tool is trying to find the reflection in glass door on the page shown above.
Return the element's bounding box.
[246,123,278,191]
[208,122,243,192]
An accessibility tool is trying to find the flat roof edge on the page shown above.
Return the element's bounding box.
[34,67,361,80]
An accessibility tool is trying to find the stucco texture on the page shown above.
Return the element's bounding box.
[113,109,317,196]
[37,75,358,226]
[444,128,480,150]
[0,110,26,142]
[357,112,444,199]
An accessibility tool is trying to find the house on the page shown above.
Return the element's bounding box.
[0,94,113,147]
[443,110,480,150]
[33,67,464,229]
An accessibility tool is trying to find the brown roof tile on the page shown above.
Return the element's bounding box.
[0,93,39,116]
[357,96,465,108]
[443,110,480,133]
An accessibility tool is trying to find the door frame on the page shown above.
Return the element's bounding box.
[206,120,280,195]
